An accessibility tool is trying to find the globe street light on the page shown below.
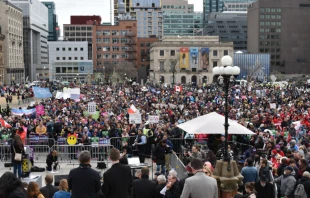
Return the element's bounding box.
[212,55,240,171]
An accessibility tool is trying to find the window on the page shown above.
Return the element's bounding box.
[276,29,281,33]
[160,61,164,71]
[260,28,265,33]
[260,8,265,12]
[260,15,265,19]
[103,46,111,51]
[260,22,265,26]
[56,48,59,51]
[103,30,110,35]
[265,15,270,19]
[103,38,110,44]
[69,57,72,60]
[56,57,60,60]
[112,30,119,36]
[213,61,218,67]
[56,68,60,73]
[213,50,217,56]
[271,15,276,19]
[74,48,77,51]
[80,57,84,60]
[271,8,275,12]
[170,50,175,56]
[68,48,71,51]
[80,48,83,51]
[276,8,282,12]
[266,8,270,12]
[62,48,65,51]
[140,42,145,47]
[276,15,281,19]
[87,27,92,31]
[224,50,228,56]
[112,38,119,44]
[74,57,78,60]
[160,50,164,56]
[62,57,66,60]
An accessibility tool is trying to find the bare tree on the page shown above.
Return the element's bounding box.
[115,61,138,81]
[164,53,180,85]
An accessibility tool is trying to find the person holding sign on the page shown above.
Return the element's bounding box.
[133,129,147,163]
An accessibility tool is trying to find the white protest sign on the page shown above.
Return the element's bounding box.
[88,102,96,115]
[56,92,63,99]
[63,88,80,95]
[125,88,130,93]
[129,113,142,124]
[148,115,160,123]
[270,103,276,109]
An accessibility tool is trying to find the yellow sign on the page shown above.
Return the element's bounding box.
[180,47,189,69]
[67,135,77,145]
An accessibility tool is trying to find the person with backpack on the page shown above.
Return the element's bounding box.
[295,171,310,198]
[272,166,296,198]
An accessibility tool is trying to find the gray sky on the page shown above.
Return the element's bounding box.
[41,0,203,33]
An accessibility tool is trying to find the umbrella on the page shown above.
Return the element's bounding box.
[177,112,255,135]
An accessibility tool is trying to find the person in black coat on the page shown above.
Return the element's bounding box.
[299,171,310,198]
[46,150,58,171]
[101,148,132,198]
[11,135,25,179]
[153,140,171,174]
[178,172,194,194]
[132,167,156,198]
[165,174,181,198]
[68,150,101,198]
[0,172,26,198]
[155,175,166,198]
[255,176,274,198]
[39,174,58,198]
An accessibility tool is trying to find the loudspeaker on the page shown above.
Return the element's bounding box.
[54,175,68,186]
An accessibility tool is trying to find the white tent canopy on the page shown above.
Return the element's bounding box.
[177,112,255,135]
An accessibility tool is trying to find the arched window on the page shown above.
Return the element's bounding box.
[181,76,186,84]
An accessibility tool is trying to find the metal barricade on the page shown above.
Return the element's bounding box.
[109,136,137,152]
[169,152,187,180]
[26,145,50,163]
[0,144,12,162]
[25,137,55,147]
[170,138,209,155]
[52,144,114,163]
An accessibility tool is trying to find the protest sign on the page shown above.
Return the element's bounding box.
[88,102,96,115]
[270,103,276,109]
[148,115,159,123]
[33,87,52,99]
[36,105,45,116]
[129,113,142,124]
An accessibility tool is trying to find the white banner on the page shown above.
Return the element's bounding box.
[129,113,142,124]
[63,88,80,95]
[148,115,160,123]
[270,103,276,109]
[88,102,96,115]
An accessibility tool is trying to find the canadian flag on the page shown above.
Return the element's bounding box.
[0,118,12,128]
[175,85,182,92]
[128,104,137,114]
[119,90,124,96]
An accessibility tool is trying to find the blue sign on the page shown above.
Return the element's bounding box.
[78,62,93,74]
[190,47,199,68]
[33,87,52,99]
[12,108,36,118]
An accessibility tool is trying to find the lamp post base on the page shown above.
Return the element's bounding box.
[213,160,243,198]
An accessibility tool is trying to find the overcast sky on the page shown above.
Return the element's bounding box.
[41,0,203,33]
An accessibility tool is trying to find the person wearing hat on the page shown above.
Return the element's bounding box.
[272,166,296,198]
[299,171,310,197]
[254,176,274,198]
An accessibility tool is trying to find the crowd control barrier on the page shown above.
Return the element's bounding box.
[169,152,187,180]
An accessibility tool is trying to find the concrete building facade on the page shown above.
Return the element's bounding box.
[42,2,59,41]
[0,0,24,84]
[149,36,234,85]
[0,27,5,84]
[48,41,92,82]
[114,0,163,38]
[92,20,138,80]
[224,2,253,11]
[10,0,49,81]
[247,0,310,74]
[205,11,247,51]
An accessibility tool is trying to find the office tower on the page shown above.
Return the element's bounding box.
[0,0,24,84]
[205,11,247,50]
[9,0,49,81]
[162,0,203,36]
[42,2,59,41]
[247,0,310,73]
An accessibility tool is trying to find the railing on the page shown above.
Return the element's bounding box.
[270,169,278,198]
[170,152,187,179]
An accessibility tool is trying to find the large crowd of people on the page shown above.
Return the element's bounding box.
[0,80,310,197]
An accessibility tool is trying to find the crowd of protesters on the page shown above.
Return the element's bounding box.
[1,79,310,197]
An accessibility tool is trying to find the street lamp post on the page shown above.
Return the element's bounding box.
[212,55,240,171]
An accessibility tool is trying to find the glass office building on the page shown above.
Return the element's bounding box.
[42,2,59,41]
[163,12,203,36]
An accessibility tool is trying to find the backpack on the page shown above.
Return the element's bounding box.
[294,184,307,198]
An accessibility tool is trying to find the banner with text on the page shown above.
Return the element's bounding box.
[129,113,142,124]
[33,87,52,99]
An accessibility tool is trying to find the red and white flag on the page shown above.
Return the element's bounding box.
[0,118,12,128]
[119,90,124,96]
[175,85,182,92]
[127,104,137,114]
